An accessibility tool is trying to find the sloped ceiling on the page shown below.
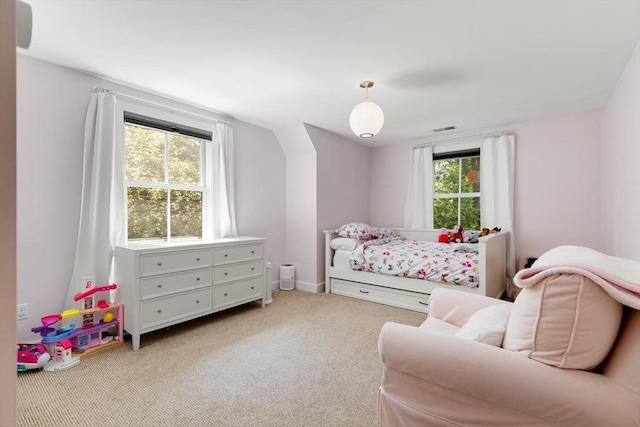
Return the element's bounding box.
[20,0,640,146]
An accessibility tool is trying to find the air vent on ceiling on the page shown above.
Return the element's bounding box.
[433,126,457,132]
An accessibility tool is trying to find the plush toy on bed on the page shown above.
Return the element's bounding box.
[438,228,450,243]
[463,230,479,243]
[449,225,465,243]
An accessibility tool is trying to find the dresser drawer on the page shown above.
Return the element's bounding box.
[213,276,263,309]
[213,260,262,283]
[140,269,212,300]
[140,249,212,276]
[213,243,263,265]
[141,287,213,330]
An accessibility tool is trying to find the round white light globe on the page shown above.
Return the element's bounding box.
[350,101,384,138]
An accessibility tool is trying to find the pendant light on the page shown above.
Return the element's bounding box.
[350,81,384,138]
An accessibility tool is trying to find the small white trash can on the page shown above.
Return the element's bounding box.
[280,264,295,291]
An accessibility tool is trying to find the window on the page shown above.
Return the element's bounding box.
[123,110,214,242]
[433,148,480,230]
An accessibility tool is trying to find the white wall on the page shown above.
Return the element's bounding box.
[602,40,640,261]
[275,124,371,288]
[307,124,370,283]
[275,123,318,289]
[1,0,17,422]
[16,54,286,342]
[370,110,603,265]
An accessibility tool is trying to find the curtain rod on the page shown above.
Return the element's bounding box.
[93,87,232,127]
[412,130,515,149]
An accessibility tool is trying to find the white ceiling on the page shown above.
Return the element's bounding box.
[20,0,640,146]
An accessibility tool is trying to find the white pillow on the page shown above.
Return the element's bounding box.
[456,304,512,347]
[330,237,364,251]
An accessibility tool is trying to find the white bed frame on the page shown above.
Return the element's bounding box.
[324,228,508,313]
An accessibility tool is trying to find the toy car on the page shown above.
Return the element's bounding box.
[17,343,50,371]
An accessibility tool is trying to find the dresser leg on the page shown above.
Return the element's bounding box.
[132,334,140,351]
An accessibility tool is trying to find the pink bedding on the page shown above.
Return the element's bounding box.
[349,237,481,287]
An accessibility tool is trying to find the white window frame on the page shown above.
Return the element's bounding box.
[116,101,218,242]
[432,141,481,230]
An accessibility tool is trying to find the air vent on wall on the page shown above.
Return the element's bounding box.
[433,126,457,132]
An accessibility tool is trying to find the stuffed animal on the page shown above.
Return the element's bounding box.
[438,227,450,243]
[463,230,477,243]
[480,228,490,237]
[449,225,464,243]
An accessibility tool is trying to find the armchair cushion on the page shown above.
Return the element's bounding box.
[503,273,623,370]
[428,287,511,328]
[455,303,512,346]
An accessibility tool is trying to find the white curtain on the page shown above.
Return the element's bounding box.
[403,146,434,229]
[480,134,515,277]
[216,123,238,237]
[65,90,124,308]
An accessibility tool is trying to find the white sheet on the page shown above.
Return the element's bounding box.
[333,250,352,270]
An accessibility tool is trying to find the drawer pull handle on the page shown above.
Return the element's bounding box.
[196,277,200,281]
[157,262,163,266]
[419,301,428,306]
[251,267,254,271]
[251,286,254,290]
[224,272,228,276]
[157,309,162,313]
[224,293,228,297]
[196,257,200,261]
[196,300,200,304]
[251,250,255,254]
[224,254,228,258]
[157,284,163,288]
[359,290,369,294]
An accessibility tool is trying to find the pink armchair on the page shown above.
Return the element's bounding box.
[378,287,640,426]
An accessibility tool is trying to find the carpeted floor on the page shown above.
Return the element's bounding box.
[17,290,425,426]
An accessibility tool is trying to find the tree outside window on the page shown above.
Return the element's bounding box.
[125,124,205,241]
[433,153,480,230]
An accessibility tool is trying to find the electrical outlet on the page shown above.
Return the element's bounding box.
[17,303,28,320]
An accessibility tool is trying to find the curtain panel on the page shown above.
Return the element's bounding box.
[480,134,516,277]
[65,90,124,308]
[403,146,435,229]
[215,123,238,238]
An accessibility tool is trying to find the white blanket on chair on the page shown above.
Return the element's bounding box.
[514,246,640,309]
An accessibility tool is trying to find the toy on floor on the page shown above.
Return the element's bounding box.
[17,343,50,372]
[30,283,124,371]
[43,338,80,372]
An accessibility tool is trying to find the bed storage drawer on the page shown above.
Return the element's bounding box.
[331,279,430,313]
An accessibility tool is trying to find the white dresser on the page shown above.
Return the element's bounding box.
[115,237,265,350]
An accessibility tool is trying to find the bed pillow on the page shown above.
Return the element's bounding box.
[373,227,400,240]
[330,238,364,251]
[455,303,512,347]
[503,273,623,370]
[336,223,376,240]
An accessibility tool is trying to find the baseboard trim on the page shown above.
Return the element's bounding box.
[295,281,325,294]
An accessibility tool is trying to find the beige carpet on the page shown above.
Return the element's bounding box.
[17,290,424,426]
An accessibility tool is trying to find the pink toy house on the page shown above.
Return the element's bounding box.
[44,338,80,372]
